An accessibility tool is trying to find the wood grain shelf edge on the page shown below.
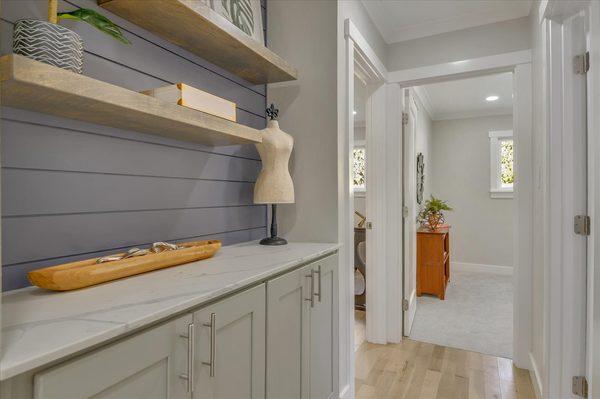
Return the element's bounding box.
[0,54,262,146]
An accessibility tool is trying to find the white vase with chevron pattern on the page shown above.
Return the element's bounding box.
[13,19,83,74]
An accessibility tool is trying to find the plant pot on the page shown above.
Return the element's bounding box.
[13,19,83,74]
[427,212,444,231]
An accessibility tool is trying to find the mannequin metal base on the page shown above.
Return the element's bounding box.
[260,236,288,246]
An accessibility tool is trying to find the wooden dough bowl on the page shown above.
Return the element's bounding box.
[28,240,221,291]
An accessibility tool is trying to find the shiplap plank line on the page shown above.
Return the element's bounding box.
[3,206,266,265]
[1,107,262,160]
[2,169,258,216]
[0,0,268,290]
[2,119,261,181]
[1,227,266,290]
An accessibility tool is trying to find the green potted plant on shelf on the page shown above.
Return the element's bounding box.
[418,195,453,231]
[12,0,130,74]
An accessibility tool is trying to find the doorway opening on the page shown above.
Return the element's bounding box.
[403,72,515,359]
[353,75,367,351]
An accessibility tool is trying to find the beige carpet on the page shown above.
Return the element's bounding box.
[409,271,513,358]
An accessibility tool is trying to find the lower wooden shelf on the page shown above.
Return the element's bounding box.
[0,54,262,146]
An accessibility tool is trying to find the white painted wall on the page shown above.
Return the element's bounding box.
[267,0,338,243]
[386,17,531,71]
[430,115,514,268]
[412,90,434,203]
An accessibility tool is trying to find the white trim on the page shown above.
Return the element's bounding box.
[340,18,391,398]
[587,2,600,397]
[389,50,532,371]
[529,352,543,399]
[339,384,351,399]
[512,62,533,370]
[388,50,532,87]
[452,261,513,276]
[540,0,590,23]
[490,190,514,199]
[489,130,514,138]
[345,20,387,81]
[544,10,590,399]
[432,108,513,121]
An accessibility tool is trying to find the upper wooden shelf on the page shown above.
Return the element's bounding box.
[98,0,298,84]
[0,55,262,146]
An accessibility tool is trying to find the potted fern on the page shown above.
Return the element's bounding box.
[418,196,453,231]
[12,0,129,74]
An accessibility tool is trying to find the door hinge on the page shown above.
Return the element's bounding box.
[402,206,409,218]
[575,51,590,74]
[402,112,409,125]
[402,299,409,311]
[572,376,588,398]
[574,215,591,236]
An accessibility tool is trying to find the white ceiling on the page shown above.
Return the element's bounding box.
[415,72,513,121]
[361,0,533,44]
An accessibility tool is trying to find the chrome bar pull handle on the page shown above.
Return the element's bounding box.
[305,270,315,308]
[179,323,195,393]
[202,313,216,377]
[314,265,322,302]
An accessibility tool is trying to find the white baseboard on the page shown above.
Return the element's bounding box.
[529,352,543,399]
[452,261,513,276]
[339,384,351,399]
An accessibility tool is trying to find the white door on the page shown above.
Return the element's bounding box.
[309,255,338,399]
[266,263,312,399]
[561,10,589,399]
[193,285,266,399]
[402,90,418,336]
[34,314,193,399]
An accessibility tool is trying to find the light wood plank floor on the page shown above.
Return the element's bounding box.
[355,339,536,399]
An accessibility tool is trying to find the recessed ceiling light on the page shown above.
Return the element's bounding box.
[353,110,357,115]
[486,95,499,102]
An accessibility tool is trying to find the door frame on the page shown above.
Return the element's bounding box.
[541,1,598,398]
[387,50,533,370]
[340,18,399,399]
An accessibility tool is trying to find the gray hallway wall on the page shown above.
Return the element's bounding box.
[1,0,268,290]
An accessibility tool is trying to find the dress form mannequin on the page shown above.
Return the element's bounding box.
[254,104,294,245]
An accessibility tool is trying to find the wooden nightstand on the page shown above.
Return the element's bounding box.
[417,226,450,300]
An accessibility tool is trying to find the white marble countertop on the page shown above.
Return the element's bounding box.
[1,241,340,380]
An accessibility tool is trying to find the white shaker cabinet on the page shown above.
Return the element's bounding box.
[33,314,193,399]
[192,284,266,399]
[266,254,338,399]
[10,249,339,399]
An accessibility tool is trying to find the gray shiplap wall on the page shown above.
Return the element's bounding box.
[1,0,268,290]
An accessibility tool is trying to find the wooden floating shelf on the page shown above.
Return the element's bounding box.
[0,55,262,146]
[98,0,298,84]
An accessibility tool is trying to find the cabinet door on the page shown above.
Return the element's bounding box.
[309,254,338,399]
[193,284,266,399]
[266,263,312,399]
[34,314,193,399]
